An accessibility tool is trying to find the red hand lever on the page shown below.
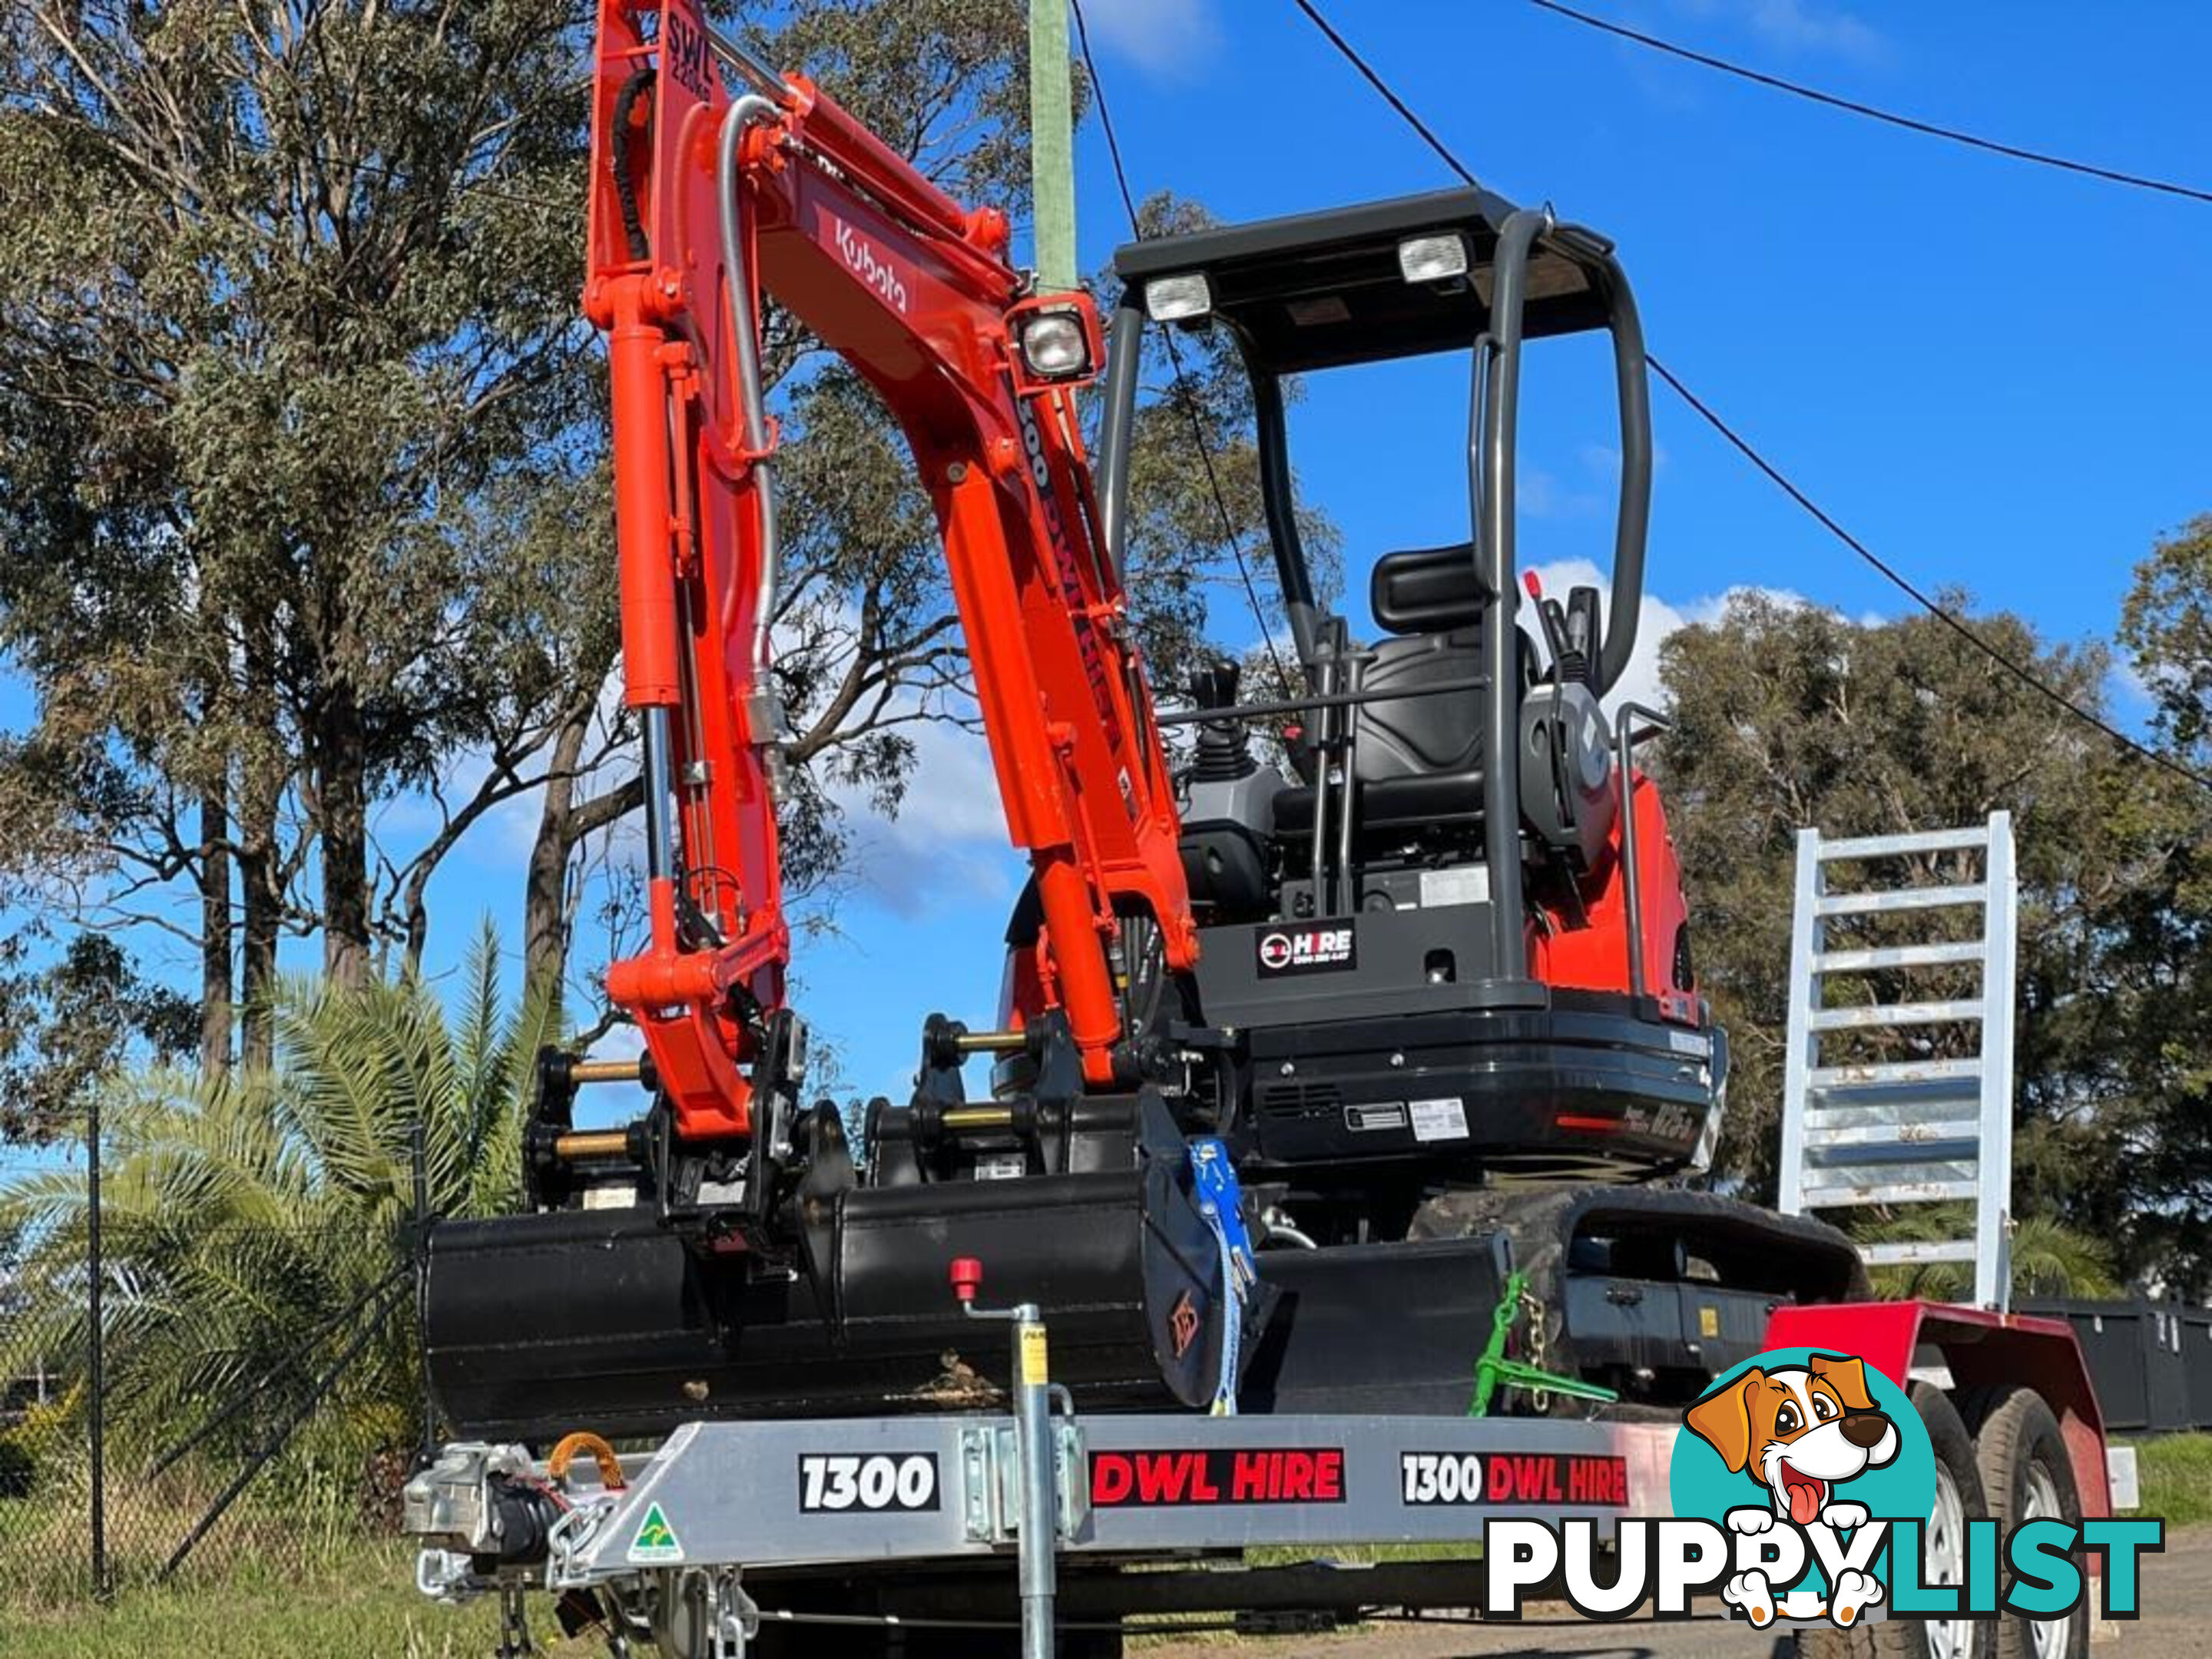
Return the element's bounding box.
[949,1257,983,1304]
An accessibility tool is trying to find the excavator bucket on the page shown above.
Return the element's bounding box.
[425,1099,1273,1442]
[425,1144,1865,1442]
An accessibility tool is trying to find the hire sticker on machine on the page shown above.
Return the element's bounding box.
[1091,1447,1346,1507]
[1472,1348,2165,1630]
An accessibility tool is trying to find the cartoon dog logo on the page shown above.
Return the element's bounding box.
[1683,1353,1900,1629]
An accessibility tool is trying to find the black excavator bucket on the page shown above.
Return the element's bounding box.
[428,1120,1867,1441]
[426,1096,1275,1442]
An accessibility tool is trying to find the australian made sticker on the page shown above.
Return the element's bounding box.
[628,1500,684,1564]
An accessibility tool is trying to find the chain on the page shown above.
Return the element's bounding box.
[496,1580,537,1657]
[547,1495,618,1585]
[1522,1286,1551,1414]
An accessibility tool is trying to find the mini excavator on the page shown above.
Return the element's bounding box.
[421,0,1863,1444]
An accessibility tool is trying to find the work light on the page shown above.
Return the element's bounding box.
[1015,306,1092,380]
[1143,273,1213,323]
[1397,232,1469,284]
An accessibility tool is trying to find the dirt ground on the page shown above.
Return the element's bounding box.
[1149,1525,2210,1658]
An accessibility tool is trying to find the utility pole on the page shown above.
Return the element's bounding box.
[1028,0,1078,293]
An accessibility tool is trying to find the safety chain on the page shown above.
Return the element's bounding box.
[496,1580,536,1657]
[1521,1283,1551,1414]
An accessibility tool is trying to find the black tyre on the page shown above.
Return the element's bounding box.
[1797,1382,1993,1659]
[1962,1386,2089,1659]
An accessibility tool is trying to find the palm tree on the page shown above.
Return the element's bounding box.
[1855,1207,2123,1303]
[0,923,553,1471]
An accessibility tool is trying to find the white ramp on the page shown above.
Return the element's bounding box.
[1777,813,2018,1310]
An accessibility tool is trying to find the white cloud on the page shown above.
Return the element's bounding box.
[1672,0,1886,64]
[830,717,1022,919]
[2105,657,2155,714]
[1578,439,1670,477]
[1076,0,1221,79]
[1519,466,1603,522]
[1517,558,1813,714]
[584,1020,647,1065]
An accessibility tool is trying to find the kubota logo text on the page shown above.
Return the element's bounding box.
[833,217,909,313]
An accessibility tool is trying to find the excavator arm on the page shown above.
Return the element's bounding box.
[584,0,1195,1147]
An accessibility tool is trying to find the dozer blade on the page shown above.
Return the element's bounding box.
[426,1134,1270,1443]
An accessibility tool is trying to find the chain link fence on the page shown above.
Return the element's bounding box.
[1,1209,430,1609]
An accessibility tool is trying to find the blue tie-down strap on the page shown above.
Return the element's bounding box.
[1186,1137,1255,1416]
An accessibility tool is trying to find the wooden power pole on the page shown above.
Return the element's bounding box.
[1028,0,1078,293]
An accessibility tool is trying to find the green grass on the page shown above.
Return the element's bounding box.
[1,1467,381,1608]
[2131,1432,2212,1528]
[5,1549,594,1659]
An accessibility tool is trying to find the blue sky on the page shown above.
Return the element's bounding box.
[6,0,2208,1131]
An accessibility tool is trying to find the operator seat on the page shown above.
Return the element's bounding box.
[1273,545,1533,852]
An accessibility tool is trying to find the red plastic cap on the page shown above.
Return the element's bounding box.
[1522,571,1544,600]
[949,1257,983,1303]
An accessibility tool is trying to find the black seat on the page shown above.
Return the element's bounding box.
[1270,767,1485,839]
[1273,545,1505,850]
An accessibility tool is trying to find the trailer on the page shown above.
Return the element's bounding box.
[403,1273,2120,1659]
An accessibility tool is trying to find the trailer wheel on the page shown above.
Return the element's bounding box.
[1961,1386,2088,1659]
[1796,1382,1992,1659]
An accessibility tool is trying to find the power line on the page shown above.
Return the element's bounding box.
[1645,359,2212,790]
[1068,0,1293,690]
[1281,0,2212,793]
[1286,0,1481,192]
[1527,0,2212,208]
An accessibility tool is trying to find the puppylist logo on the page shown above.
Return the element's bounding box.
[1479,1346,2164,1628]
[1676,1349,1929,1628]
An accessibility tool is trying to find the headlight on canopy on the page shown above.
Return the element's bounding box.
[1397,232,1470,285]
[1142,273,1213,323]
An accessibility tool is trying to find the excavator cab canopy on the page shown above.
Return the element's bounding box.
[1096,183,1651,710]
[1110,186,1612,374]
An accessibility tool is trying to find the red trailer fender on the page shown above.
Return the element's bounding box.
[1764,1300,2111,1518]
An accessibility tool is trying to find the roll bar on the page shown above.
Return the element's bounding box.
[1472,207,1655,975]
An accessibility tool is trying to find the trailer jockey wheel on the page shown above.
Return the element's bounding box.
[1799,1382,1993,1659]
[1959,1386,2089,1659]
